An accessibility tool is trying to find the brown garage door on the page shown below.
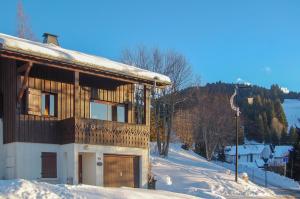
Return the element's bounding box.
[103,154,140,188]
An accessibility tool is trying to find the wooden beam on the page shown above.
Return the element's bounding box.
[17,62,33,73]
[73,71,80,118]
[17,62,33,103]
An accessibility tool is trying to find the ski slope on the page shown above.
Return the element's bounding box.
[283,99,300,129]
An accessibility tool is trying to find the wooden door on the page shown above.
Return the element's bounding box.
[103,154,139,188]
[78,154,83,184]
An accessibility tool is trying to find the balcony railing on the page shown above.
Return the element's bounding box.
[60,117,150,148]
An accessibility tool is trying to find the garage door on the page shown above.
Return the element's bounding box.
[103,154,140,188]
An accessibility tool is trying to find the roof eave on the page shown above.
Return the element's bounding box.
[0,46,171,87]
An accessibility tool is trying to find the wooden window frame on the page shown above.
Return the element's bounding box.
[41,152,57,179]
[90,100,128,123]
[41,92,57,117]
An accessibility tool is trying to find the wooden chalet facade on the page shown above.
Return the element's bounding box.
[0,33,171,188]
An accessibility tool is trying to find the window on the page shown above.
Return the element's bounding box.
[41,93,56,116]
[41,152,57,178]
[117,105,125,122]
[112,105,126,123]
[134,84,145,124]
[90,101,112,121]
[90,101,127,122]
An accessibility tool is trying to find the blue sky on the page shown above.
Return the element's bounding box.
[0,0,299,91]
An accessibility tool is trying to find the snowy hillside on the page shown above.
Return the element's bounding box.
[283,99,300,129]
[151,143,275,198]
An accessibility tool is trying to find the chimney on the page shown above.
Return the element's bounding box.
[43,33,59,46]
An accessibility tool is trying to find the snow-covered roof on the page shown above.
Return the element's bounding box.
[0,33,171,85]
[273,145,293,158]
[225,144,268,156]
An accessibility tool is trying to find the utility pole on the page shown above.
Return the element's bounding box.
[230,86,240,182]
[235,105,239,182]
[230,84,253,183]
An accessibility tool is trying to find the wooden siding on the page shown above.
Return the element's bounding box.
[0,58,151,146]
[0,58,17,144]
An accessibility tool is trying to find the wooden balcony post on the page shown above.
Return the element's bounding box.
[144,85,151,126]
[74,71,80,118]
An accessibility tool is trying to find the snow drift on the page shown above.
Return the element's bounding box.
[0,179,198,199]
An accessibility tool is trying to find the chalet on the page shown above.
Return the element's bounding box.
[0,33,171,188]
[224,144,271,167]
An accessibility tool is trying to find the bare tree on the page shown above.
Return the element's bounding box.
[121,46,192,157]
[193,89,236,160]
[172,84,237,160]
[173,108,195,147]
[17,0,35,40]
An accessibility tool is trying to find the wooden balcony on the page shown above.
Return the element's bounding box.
[59,118,150,148]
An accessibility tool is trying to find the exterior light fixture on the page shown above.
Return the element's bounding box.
[247,97,254,105]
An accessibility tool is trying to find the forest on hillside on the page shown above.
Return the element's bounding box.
[172,82,300,159]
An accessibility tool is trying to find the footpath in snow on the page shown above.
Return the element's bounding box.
[151,143,276,198]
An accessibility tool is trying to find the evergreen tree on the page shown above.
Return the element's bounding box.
[289,127,299,145]
[280,130,289,145]
[256,114,265,142]
[287,128,300,181]
[271,129,280,145]
[274,99,288,130]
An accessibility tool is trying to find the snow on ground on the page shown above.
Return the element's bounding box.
[216,161,300,191]
[0,144,281,199]
[283,99,300,129]
[0,179,198,199]
[151,143,275,198]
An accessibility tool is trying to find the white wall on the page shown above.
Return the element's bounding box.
[2,142,149,188]
[60,144,76,184]
[82,153,96,185]
[74,144,149,188]
[226,153,261,163]
[3,142,61,182]
[0,119,4,179]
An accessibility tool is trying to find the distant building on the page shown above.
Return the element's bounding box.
[224,144,270,167]
[270,145,293,166]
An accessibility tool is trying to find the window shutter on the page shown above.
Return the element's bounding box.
[27,88,41,116]
[41,152,57,178]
